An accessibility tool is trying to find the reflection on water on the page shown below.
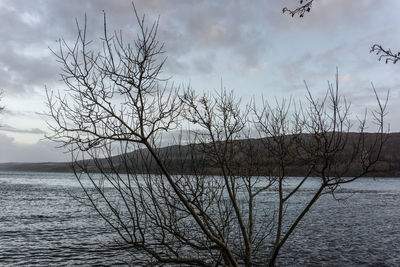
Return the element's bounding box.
[1,171,400,266]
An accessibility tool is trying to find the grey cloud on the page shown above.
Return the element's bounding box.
[0,0,396,94]
[272,0,386,33]
[0,133,68,162]
[135,0,272,74]
[1,109,43,129]
[0,50,59,95]
[165,59,190,76]
[0,124,46,134]
[2,109,34,118]
[278,53,313,81]
[0,0,399,131]
[1,0,370,94]
[192,53,216,74]
[314,45,348,67]
[272,52,334,93]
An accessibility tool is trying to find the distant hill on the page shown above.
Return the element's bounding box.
[0,132,399,177]
[0,162,73,172]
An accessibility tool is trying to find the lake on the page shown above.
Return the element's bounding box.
[1,171,400,266]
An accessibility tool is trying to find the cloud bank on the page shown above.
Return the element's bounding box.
[0,133,69,162]
[0,0,400,162]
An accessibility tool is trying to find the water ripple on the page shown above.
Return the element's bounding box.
[1,172,400,266]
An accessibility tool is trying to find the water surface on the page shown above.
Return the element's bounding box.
[1,172,399,266]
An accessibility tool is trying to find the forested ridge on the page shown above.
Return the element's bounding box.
[1,132,398,177]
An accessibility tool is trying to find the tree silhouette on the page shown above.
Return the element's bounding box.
[46,5,388,266]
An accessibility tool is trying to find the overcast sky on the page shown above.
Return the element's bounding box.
[0,0,400,162]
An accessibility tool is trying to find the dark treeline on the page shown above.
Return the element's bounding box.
[1,132,399,177]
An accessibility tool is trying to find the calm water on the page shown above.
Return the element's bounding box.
[1,171,400,266]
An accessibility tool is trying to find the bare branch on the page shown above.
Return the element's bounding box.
[283,0,314,18]
[371,44,400,64]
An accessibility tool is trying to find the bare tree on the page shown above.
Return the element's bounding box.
[46,6,388,266]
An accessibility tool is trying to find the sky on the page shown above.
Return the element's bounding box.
[1,0,400,162]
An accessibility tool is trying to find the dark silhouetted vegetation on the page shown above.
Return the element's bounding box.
[44,5,388,266]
